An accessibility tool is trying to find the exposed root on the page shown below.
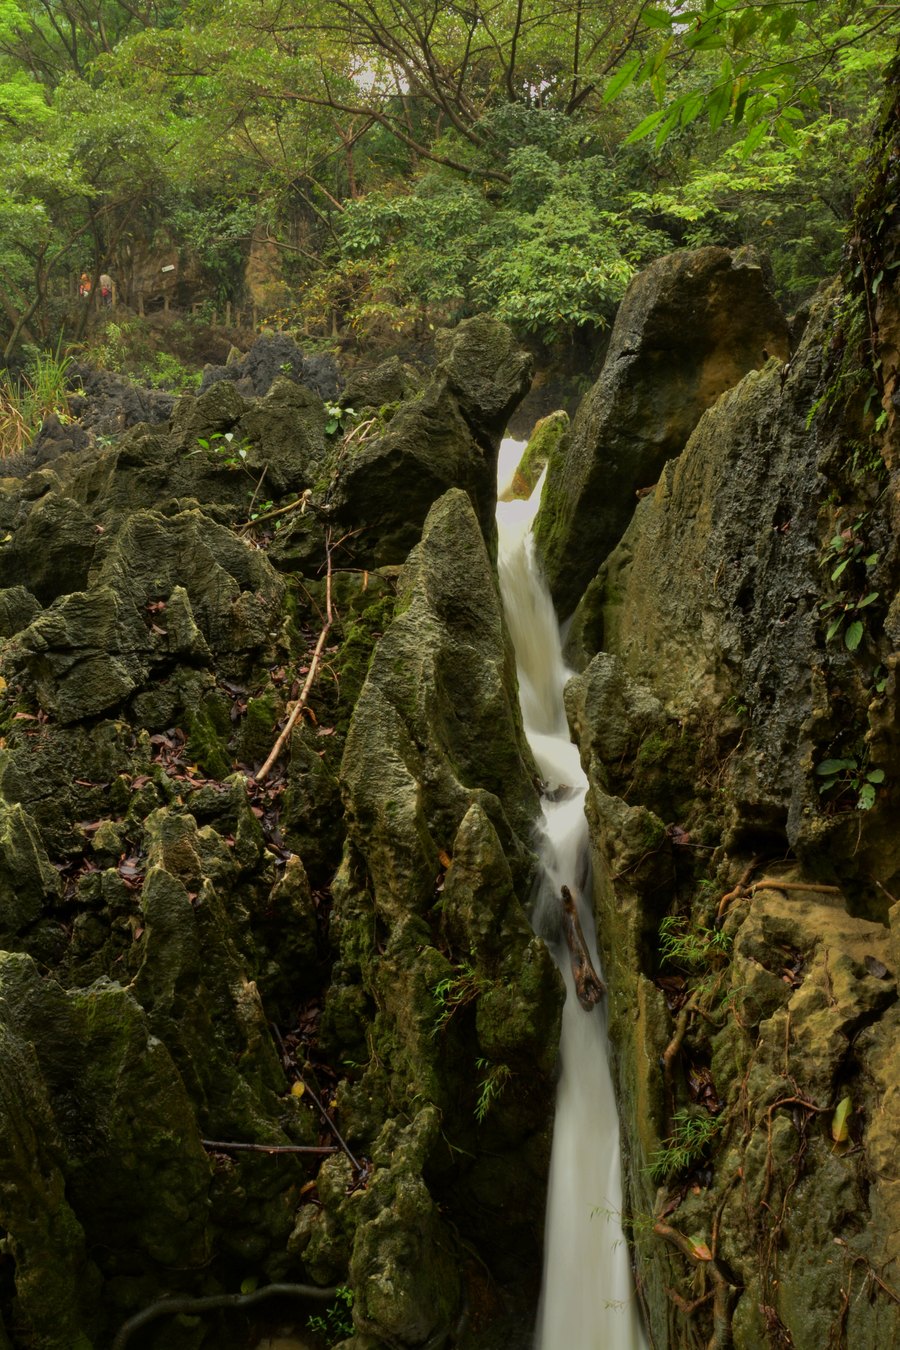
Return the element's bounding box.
[716,853,841,922]
[654,1219,736,1350]
[112,1283,337,1350]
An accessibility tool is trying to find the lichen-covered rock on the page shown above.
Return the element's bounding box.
[341,356,421,411]
[0,801,63,944]
[534,246,790,616]
[563,208,900,1346]
[0,999,99,1350]
[341,488,539,914]
[0,492,97,605]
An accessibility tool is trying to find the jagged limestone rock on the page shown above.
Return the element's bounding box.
[564,232,900,1344]
[534,246,790,617]
[0,1005,99,1350]
[341,356,421,411]
[329,317,532,566]
[341,488,539,915]
[0,800,63,943]
[325,489,561,1333]
[0,492,97,605]
[0,585,41,637]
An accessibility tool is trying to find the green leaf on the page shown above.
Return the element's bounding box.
[825,615,844,641]
[775,116,800,149]
[845,620,864,651]
[831,1095,853,1143]
[857,592,879,608]
[739,120,769,158]
[708,79,735,132]
[603,56,641,104]
[831,557,850,581]
[857,783,876,811]
[642,7,676,30]
[816,759,856,775]
[866,768,885,784]
[625,109,667,144]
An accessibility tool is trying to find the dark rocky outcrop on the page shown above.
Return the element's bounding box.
[327,315,533,565]
[534,246,790,617]
[557,143,900,1347]
[0,314,556,1350]
[199,332,342,402]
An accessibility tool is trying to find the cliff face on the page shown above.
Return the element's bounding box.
[555,70,900,1350]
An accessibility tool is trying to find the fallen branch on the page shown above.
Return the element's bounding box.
[270,1023,363,1174]
[560,884,606,1009]
[256,526,333,783]
[239,488,312,534]
[716,854,765,921]
[201,1139,339,1156]
[751,878,842,897]
[112,1283,337,1350]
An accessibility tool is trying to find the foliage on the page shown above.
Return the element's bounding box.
[815,753,885,811]
[819,517,880,650]
[306,1284,354,1344]
[430,963,489,1037]
[0,340,75,456]
[604,1,898,155]
[658,914,731,972]
[0,0,896,352]
[647,1108,722,1183]
[474,1059,512,1124]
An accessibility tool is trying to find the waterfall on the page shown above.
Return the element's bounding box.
[496,453,647,1350]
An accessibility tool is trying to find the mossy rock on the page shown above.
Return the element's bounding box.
[499,410,568,502]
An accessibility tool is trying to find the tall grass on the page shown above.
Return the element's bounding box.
[0,344,75,459]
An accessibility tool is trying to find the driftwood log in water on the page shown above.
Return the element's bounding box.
[560,885,606,1009]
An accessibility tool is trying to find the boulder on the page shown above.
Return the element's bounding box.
[533,246,790,616]
[329,316,532,566]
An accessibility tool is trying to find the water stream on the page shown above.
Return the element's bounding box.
[496,442,647,1350]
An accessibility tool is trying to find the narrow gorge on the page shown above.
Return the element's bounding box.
[0,75,899,1350]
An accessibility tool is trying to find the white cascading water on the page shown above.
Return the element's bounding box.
[496,441,647,1350]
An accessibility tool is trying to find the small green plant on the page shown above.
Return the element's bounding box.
[816,754,885,811]
[658,915,731,972]
[819,517,879,651]
[194,430,251,469]
[324,400,355,436]
[145,351,201,391]
[474,1058,511,1123]
[430,963,489,1037]
[647,1108,722,1183]
[307,1284,354,1344]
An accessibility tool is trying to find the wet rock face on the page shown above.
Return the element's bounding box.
[534,246,790,617]
[562,227,900,1342]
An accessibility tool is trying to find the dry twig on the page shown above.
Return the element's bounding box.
[256,526,334,783]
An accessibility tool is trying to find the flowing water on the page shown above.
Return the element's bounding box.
[496,442,647,1350]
